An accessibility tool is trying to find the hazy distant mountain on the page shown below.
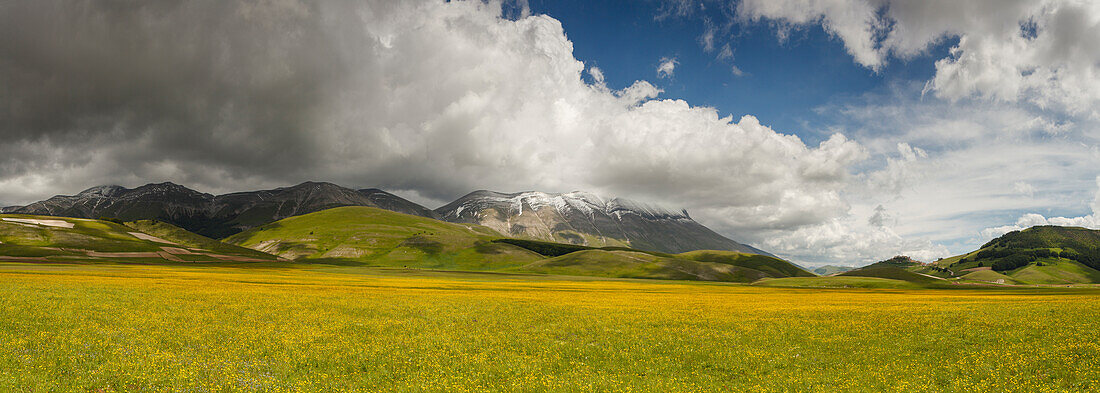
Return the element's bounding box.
[5,181,436,238]
[812,265,855,276]
[435,190,772,256]
[866,255,923,268]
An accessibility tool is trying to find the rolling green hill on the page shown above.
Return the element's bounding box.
[223,206,813,282]
[959,269,1023,285]
[514,249,803,282]
[865,255,922,269]
[0,214,277,263]
[223,206,545,270]
[753,276,925,289]
[493,238,811,282]
[677,250,814,278]
[514,250,764,281]
[933,226,1100,285]
[761,255,947,288]
[839,266,940,285]
[123,220,282,261]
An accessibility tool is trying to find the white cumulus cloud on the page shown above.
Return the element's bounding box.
[0,0,869,264]
[737,0,1100,117]
[657,57,679,78]
[981,176,1100,239]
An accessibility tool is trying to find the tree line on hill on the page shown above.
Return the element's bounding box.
[965,242,1100,272]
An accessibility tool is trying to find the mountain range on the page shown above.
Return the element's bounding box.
[437,190,770,255]
[2,182,769,256]
[1,182,434,239]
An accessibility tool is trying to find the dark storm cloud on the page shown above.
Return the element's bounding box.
[0,0,366,188]
[0,0,867,263]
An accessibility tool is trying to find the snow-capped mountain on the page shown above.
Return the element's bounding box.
[5,181,437,238]
[435,190,772,256]
[8,183,775,256]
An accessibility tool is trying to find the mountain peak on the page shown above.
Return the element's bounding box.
[7,181,436,238]
[289,181,340,189]
[434,188,763,255]
[76,185,127,197]
[444,189,687,220]
[130,182,210,198]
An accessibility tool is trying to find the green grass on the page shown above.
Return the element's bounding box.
[224,206,544,270]
[124,220,281,260]
[513,249,771,282]
[753,276,926,289]
[5,262,1097,391]
[812,265,855,276]
[491,238,597,257]
[840,266,941,284]
[1,214,163,255]
[0,214,279,264]
[224,207,813,282]
[933,226,1100,284]
[960,269,1023,285]
[1011,259,1100,285]
[677,250,814,278]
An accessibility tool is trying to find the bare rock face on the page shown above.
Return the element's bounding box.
[6,181,437,238]
[435,190,772,256]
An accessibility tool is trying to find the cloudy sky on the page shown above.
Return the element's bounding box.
[1,0,1098,266]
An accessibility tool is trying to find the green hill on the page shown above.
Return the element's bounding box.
[753,276,925,289]
[494,239,811,282]
[0,214,276,263]
[223,207,814,282]
[124,220,282,261]
[758,255,945,288]
[515,250,766,282]
[677,250,814,278]
[865,255,922,268]
[934,226,1100,285]
[839,266,940,285]
[812,265,855,276]
[223,206,544,270]
[959,269,1023,285]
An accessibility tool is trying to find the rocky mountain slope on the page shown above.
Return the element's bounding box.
[434,190,771,255]
[3,182,436,238]
[7,183,776,257]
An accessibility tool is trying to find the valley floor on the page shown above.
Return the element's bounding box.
[1,263,1098,392]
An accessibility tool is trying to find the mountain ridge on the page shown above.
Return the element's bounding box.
[7,182,775,257]
[435,189,772,256]
[4,181,438,238]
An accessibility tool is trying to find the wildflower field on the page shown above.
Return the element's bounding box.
[1,263,1098,392]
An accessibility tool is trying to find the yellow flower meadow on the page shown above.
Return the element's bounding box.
[0,263,1097,392]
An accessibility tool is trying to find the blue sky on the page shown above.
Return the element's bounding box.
[526,0,951,143]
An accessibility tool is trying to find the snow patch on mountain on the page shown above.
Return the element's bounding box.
[442,190,689,222]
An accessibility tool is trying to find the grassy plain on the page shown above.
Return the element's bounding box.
[1,262,1099,392]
